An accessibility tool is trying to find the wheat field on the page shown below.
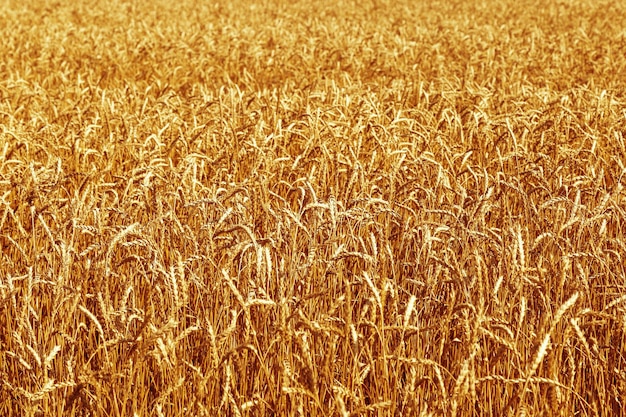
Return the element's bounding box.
[1,0,625,415]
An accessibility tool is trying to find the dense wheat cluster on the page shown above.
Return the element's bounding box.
[1,0,626,415]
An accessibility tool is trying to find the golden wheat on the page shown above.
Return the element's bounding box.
[1,0,626,415]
